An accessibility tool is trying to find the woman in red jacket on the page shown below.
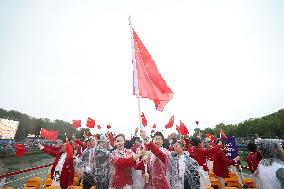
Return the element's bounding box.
[109,134,145,189]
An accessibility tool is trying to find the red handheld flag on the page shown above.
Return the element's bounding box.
[15,144,26,157]
[40,128,59,141]
[132,30,173,111]
[141,112,147,127]
[165,115,174,129]
[86,117,95,128]
[72,120,81,129]
[179,121,189,135]
[206,133,216,141]
[176,124,180,134]
[65,137,73,159]
[97,125,101,129]
[195,121,199,126]
[152,123,156,129]
[83,131,89,138]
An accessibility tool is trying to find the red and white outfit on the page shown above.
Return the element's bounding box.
[41,147,74,189]
[109,148,135,189]
[131,145,145,189]
[136,142,170,189]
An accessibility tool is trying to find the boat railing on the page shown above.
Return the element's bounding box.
[0,163,52,189]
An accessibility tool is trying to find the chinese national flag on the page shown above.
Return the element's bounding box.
[83,131,89,138]
[107,124,111,129]
[86,117,95,128]
[176,125,180,134]
[72,120,81,129]
[141,112,147,127]
[179,121,189,135]
[206,134,216,141]
[97,125,101,129]
[165,115,174,129]
[15,144,26,157]
[66,137,73,160]
[40,128,59,141]
[132,30,173,111]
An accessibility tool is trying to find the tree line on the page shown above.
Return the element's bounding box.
[0,108,283,141]
[200,109,284,139]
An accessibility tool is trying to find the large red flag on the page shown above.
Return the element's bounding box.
[40,128,59,141]
[165,115,174,129]
[72,120,81,129]
[132,30,173,111]
[15,144,26,157]
[179,121,189,135]
[141,112,147,127]
[86,117,95,128]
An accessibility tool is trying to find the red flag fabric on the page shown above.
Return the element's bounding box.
[151,130,155,134]
[15,144,26,157]
[195,121,199,126]
[220,129,228,140]
[72,120,81,129]
[107,131,115,147]
[206,133,216,141]
[86,117,95,128]
[152,123,156,129]
[132,30,173,111]
[97,125,101,129]
[65,137,73,159]
[40,128,59,141]
[83,131,89,138]
[176,124,180,134]
[165,115,174,129]
[141,112,147,127]
[107,124,111,129]
[179,121,189,135]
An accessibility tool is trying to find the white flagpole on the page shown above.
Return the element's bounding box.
[128,16,149,183]
[128,16,143,130]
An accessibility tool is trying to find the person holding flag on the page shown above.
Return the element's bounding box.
[137,130,171,189]
[108,134,145,189]
[38,138,74,189]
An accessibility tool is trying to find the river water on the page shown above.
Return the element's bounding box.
[0,152,54,189]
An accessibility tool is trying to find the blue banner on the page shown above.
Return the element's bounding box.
[225,136,238,160]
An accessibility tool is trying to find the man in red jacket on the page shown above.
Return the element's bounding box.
[139,130,171,189]
[38,141,74,189]
[190,137,214,172]
[246,142,261,173]
[213,139,239,189]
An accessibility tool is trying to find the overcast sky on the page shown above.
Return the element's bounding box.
[1,0,284,137]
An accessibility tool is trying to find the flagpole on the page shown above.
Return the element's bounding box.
[128,16,143,130]
[129,16,149,183]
